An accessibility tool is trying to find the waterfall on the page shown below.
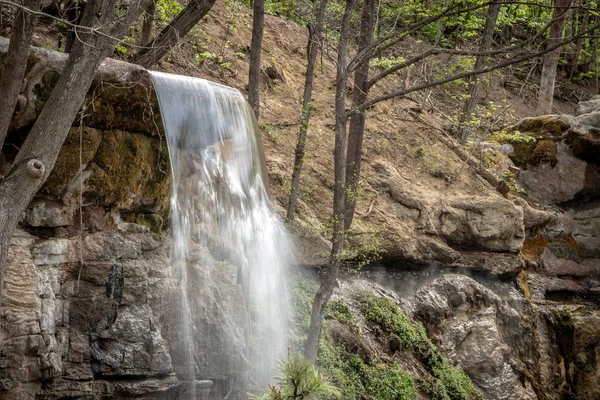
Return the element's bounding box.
[150,71,292,399]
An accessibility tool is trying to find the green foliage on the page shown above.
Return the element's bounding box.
[253,354,341,400]
[493,130,537,144]
[427,355,484,400]
[156,0,183,24]
[356,292,430,348]
[365,363,417,400]
[318,338,416,400]
[325,300,353,325]
[369,56,407,70]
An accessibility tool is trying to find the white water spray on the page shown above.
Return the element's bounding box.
[150,71,292,399]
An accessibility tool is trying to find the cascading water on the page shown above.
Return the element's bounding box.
[150,71,292,399]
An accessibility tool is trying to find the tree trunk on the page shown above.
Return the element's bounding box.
[248,0,265,118]
[568,2,589,79]
[459,0,501,144]
[0,0,39,152]
[140,0,156,47]
[63,0,81,53]
[133,0,217,69]
[304,0,356,364]
[286,0,328,224]
[0,0,148,294]
[536,0,572,116]
[343,0,375,230]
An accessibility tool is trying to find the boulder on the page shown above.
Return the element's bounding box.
[577,110,600,129]
[575,95,600,116]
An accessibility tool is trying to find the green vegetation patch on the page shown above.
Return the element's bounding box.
[86,130,171,213]
[356,291,430,348]
[41,127,103,197]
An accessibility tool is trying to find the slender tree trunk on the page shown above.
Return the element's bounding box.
[536,0,572,116]
[0,0,148,294]
[459,0,501,144]
[344,0,375,230]
[133,0,217,69]
[248,0,265,118]
[286,0,328,223]
[304,0,356,364]
[63,0,81,53]
[140,0,156,47]
[0,0,39,152]
[568,3,588,80]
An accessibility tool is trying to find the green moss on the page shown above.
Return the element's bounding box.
[135,213,164,233]
[84,85,164,137]
[326,300,354,325]
[289,282,482,400]
[515,116,570,135]
[532,140,557,167]
[41,127,102,197]
[356,291,431,349]
[86,130,171,213]
[427,355,484,400]
[317,337,416,400]
[33,70,60,113]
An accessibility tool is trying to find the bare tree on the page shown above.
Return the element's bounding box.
[0,0,150,292]
[536,0,572,115]
[248,0,265,118]
[568,0,589,79]
[140,0,156,47]
[286,0,329,224]
[304,0,356,364]
[343,0,375,230]
[459,0,502,144]
[133,0,216,68]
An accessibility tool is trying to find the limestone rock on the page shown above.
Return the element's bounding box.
[409,275,537,400]
[577,110,600,128]
[575,95,600,116]
[24,199,72,228]
[572,204,600,258]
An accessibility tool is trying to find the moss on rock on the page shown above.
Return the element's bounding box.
[86,130,171,213]
[41,127,102,197]
[514,116,570,136]
[135,213,164,233]
[84,85,164,137]
[532,139,558,167]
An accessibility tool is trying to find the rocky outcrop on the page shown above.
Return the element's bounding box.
[0,227,249,399]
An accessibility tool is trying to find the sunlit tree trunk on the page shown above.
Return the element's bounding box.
[304,0,356,364]
[344,0,375,230]
[248,0,264,118]
[286,0,328,223]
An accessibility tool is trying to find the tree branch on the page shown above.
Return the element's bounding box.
[357,22,600,112]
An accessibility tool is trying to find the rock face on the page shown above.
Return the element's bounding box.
[0,228,249,399]
[405,275,600,400]
[409,275,537,400]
